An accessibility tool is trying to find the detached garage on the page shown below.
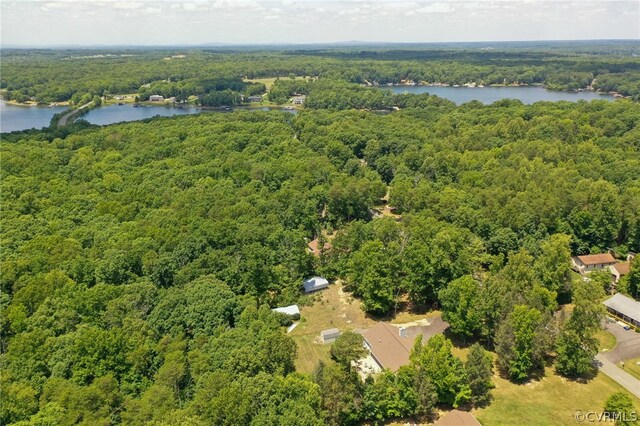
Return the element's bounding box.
[603,293,640,328]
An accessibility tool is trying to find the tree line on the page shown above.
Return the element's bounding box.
[1,97,639,424]
[3,44,640,105]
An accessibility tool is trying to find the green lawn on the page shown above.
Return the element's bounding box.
[289,283,376,374]
[474,367,640,426]
[622,357,640,381]
[595,329,617,351]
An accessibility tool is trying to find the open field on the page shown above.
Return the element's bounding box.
[474,367,640,426]
[289,282,377,373]
[244,75,308,90]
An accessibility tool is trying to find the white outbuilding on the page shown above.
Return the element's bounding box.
[272,304,301,320]
[303,276,329,293]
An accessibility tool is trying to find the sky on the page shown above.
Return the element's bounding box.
[1,0,639,46]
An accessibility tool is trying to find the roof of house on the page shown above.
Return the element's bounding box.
[612,262,631,276]
[361,322,415,372]
[435,410,482,426]
[272,305,300,317]
[303,276,329,292]
[307,238,332,256]
[321,328,340,337]
[603,293,640,324]
[577,253,616,265]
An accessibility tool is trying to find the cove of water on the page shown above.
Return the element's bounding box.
[384,85,614,104]
[82,104,297,126]
[1,100,67,133]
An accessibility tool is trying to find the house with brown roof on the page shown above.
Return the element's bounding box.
[307,238,332,257]
[572,253,617,273]
[435,410,482,426]
[361,322,416,372]
[610,262,631,284]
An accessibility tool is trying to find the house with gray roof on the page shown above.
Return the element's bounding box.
[603,293,640,328]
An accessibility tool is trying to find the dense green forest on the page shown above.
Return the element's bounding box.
[2,42,640,105]
[2,95,639,424]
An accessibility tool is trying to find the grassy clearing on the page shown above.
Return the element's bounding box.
[244,76,308,90]
[622,357,640,381]
[474,367,640,426]
[289,282,376,374]
[103,94,138,105]
[595,329,617,351]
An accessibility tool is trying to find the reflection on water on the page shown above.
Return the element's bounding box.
[384,85,614,105]
[1,100,67,133]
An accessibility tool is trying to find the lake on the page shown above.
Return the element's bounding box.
[83,104,202,126]
[83,104,297,126]
[1,100,67,133]
[1,103,298,133]
[385,85,614,104]
[2,87,614,133]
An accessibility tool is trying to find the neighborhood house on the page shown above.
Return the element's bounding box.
[572,253,616,273]
[292,95,306,105]
[149,95,164,102]
[361,322,415,372]
[603,293,640,328]
[248,95,263,102]
[435,410,482,426]
[610,262,631,283]
[307,238,332,257]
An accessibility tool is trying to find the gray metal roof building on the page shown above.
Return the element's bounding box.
[303,276,329,293]
[603,293,640,327]
[320,328,340,343]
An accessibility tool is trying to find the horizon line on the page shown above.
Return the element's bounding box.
[2,38,639,50]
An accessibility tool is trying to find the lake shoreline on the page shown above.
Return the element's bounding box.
[377,82,625,98]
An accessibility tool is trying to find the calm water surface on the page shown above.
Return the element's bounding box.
[83,104,297,126]
[385,85,614,104]
[1,100,67,133]
[2,87,614,133]
[83,104,202,125]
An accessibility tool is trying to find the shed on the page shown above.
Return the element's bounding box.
[320,328,340,343]
[272,304,300,320]
[603,293,640,328]
[149,94,164,102]
[303,276,329,293]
